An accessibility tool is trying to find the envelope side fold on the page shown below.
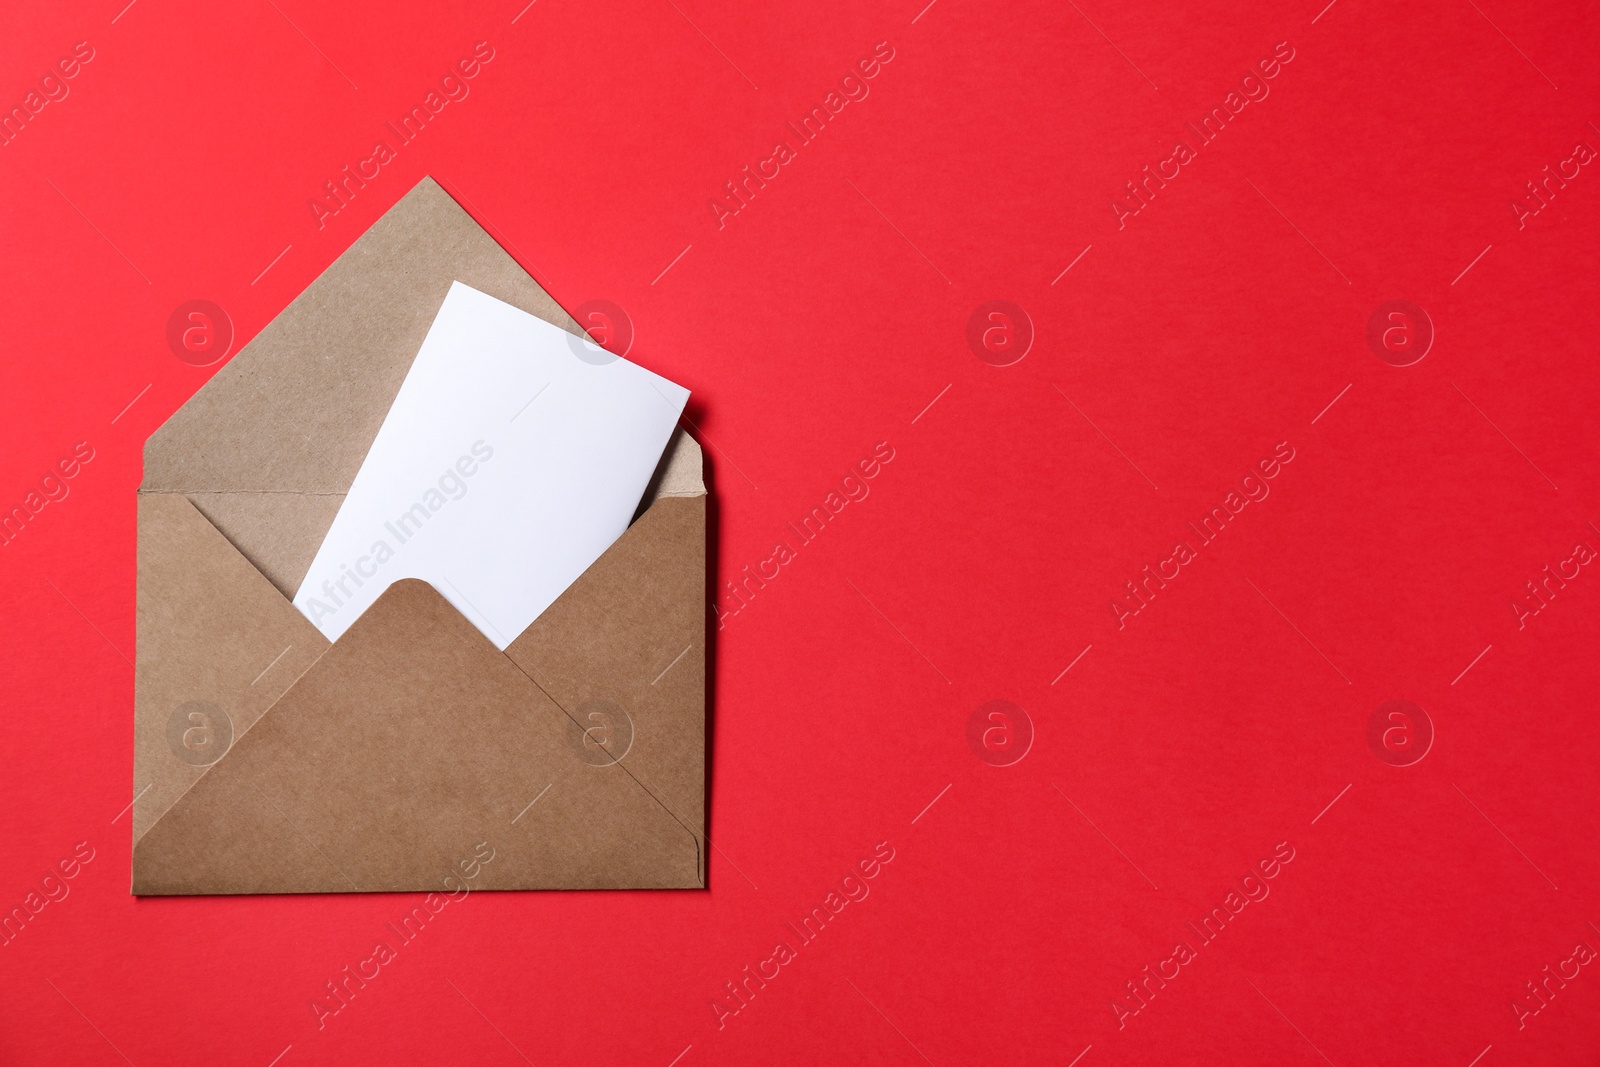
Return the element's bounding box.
[505,487,706,869]
[134,492,330,844]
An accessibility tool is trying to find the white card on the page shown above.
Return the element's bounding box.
[294,281,690,649]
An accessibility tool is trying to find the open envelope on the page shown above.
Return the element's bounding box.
[132,177,706,894]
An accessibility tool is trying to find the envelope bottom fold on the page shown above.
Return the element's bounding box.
[134,578,702,894]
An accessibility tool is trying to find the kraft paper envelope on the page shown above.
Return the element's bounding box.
[132,177,706,894]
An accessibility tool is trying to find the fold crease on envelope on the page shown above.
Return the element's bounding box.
[133,176,707,894]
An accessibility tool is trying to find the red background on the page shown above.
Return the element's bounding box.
[2,0,1598,1063]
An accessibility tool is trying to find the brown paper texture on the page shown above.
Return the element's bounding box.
[133,177,706,894]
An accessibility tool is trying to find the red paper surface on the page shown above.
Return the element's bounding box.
[2,1,1598,1063]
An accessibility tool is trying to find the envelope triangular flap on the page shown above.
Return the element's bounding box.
[142,176,585,598]
[133,580,701,894]
[133,493,331,843]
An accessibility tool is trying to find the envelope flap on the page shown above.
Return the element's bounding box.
[141,177,585,596]
[134,492,331,842]
[143,177,581,494]
[134,579,702,894]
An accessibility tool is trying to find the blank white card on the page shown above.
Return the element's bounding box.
[294,281,690,649]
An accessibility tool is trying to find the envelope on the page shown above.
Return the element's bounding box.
[131,177,706,894]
